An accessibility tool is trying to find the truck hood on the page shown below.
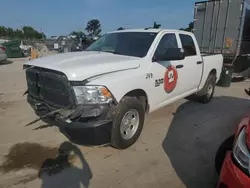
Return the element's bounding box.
[25,51,140,80]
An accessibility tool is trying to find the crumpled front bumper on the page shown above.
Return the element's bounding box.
[27,95,113,145]
[56,116,112,146]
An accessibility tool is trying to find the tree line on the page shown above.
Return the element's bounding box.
[0,26,46,40]
[71,19,102,40]
[0,19,194,41]
[0,19,103,41]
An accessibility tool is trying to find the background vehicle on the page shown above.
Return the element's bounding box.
[193,0,250,79]
[24,29,223,149]
[215,109,250,188]
[0,44,7,62]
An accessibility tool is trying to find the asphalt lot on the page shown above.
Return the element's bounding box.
[0,58,250,188]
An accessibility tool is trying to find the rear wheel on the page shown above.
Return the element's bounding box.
[215,135,234,174]
[198,74,216,103]
[110,96,145,149]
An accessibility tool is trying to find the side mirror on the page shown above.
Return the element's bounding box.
[154,48,185,62]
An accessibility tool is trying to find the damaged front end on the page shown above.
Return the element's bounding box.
[25,67,114,145]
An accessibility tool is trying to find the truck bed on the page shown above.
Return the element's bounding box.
[199,54,223,89]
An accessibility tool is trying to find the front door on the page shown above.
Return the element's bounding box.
[148,33,184,110]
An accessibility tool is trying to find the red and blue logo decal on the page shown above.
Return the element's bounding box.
[164,65,178,93]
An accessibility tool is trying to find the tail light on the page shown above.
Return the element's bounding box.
[0,47,6,52]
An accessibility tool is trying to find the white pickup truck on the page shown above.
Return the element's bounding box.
[24,29,223,149]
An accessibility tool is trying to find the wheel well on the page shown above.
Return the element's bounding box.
[210,69,217,78]
[124,89,149,112]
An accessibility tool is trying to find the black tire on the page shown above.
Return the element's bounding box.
[198,74,216,103]
[110,96,145,149]
[215,135,234,174]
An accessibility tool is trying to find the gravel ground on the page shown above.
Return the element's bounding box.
[0,58,249,188]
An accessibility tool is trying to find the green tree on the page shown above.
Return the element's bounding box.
[14,29,24,38]
[153,22,161,29]
[85,19,101,37]
[6,27,14,37]
[41,32,46,39]
[71,31,86,39]
[180,22,194,32]
[0,26,7,36]
[71,31,86,44]
[22,26,45,39]
[145,22,161,30]
[0,25,45,39]
[23,26,35,39]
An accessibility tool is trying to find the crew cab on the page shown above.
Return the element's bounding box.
[24,29,223,149]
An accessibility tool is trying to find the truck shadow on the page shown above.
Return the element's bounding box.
[0,142,93,188]
[39,141,93,188]
[162,96,250,188]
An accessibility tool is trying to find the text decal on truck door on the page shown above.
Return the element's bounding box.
[155,78,164,87]
[164,65,178,93]
[146,73,153,79]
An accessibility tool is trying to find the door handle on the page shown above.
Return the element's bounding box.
[176,65,184,69]
[197,61,203,65]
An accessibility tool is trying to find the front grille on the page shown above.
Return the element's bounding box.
[26,67,75,108]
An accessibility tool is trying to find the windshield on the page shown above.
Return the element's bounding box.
[86,32,157,58]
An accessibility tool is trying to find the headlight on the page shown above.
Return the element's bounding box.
[73,85,113,104]
[233,127,250,175]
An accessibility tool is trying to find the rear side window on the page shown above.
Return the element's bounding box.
[179,34,197,56]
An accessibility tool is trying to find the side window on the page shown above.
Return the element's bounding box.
[154,34,178,60]
[179,34,197,56]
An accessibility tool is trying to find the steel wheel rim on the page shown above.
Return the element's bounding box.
[120,109,139,140]
[207,83,213,98]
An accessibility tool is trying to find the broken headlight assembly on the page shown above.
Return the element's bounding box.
[233,127,250,175]
[73,85,113,105]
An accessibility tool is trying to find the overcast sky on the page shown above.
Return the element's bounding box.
[1,0,195,36]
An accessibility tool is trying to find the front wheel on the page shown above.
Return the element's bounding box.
[110,96,145,149]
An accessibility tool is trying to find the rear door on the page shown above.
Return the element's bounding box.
[178,33,203,93]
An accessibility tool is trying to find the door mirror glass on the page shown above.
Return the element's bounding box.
[154,48,185,62]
